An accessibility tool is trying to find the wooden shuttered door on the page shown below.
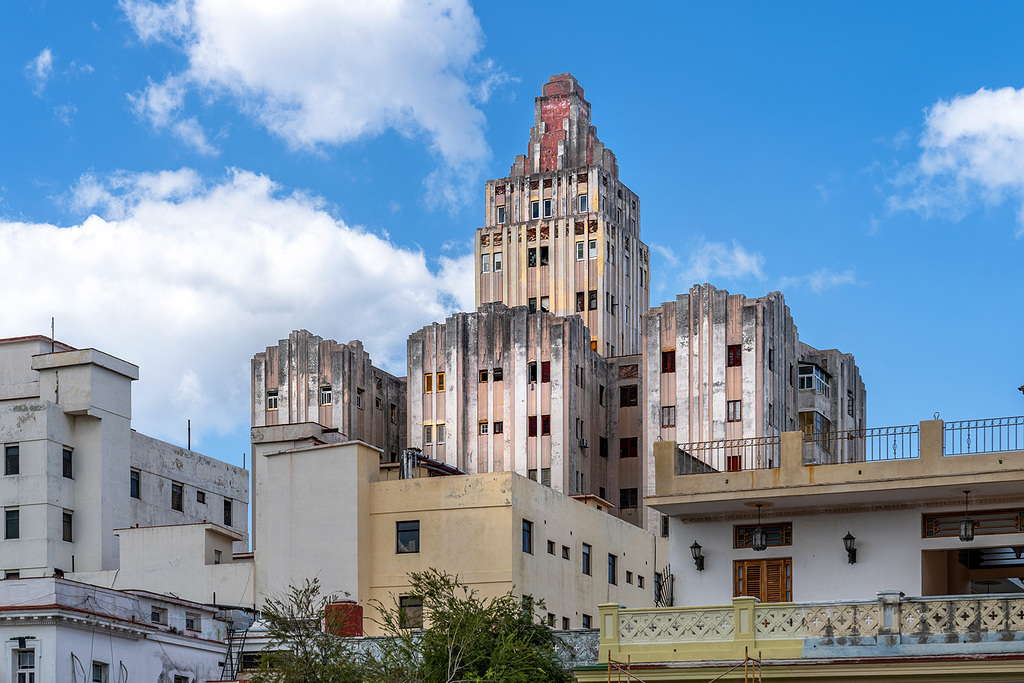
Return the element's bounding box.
[734,558,792,602]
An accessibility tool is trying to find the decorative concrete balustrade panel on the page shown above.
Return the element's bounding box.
[618,607,735,644]
[755,602,880,639]
[902,597,1024,635]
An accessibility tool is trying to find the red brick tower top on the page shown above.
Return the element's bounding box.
[509,73,619,179]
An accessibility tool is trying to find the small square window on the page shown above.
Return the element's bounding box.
[727,344,742,367]
[543,198,552,217]
[588,239,597,259]
[92,661,109,683]
[185,612,200,631]
[197,490,206,504]
[528,297,537,313]
[424,373,433,393]
[626,570,633,584]
[541,361,551,382]
[481,253,490,273]
[562,545,570,560]
[620,385,638,407]
[727,400,742,422]
[619,488,638,509]
[5,445,19,476]
[531,200,540,219]
[493,252,503,271]
[619,437,638,458]
[638,575,645,589]
[547,612,556,626]
[575,241,584,260]
[547,540,555,555]
[493,421,504,434]
[540,296,549,312]
[582,614,592,629]
[661,405,676,428]
[63,448,73,479]
[356,388,364,409]
[588,290,597,310]
[496,205,506,224]
[437,372,445,392]
[576,291,585,311]
[539,245,549,265]
[562,616,570,629]
[399,595,423,629]
[541,415,551,436]
[661,350,676,374]
[320,385,332,406]
[151,607,167,624]
[479,422,488,435]
[528,361,538,383]
[528,416,537,437]
[492,367,503,381]
[435,423,445,444]
[266,390,278,410]
[579,194,588,212]
[479,369,488,382]
[171,483,183,512]
[397,520,420,553]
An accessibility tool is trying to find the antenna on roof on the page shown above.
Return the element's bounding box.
[188,419,191,450]
[51,317,55,353]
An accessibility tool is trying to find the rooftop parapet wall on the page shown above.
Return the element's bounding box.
[650,418,1024,515]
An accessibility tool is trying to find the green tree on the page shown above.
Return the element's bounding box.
[365,568,572,683]
[251,578,363,683]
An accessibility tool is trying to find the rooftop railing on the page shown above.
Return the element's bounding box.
[676,435,780,474]
[802,424,919,465]
[945,416,1024,455]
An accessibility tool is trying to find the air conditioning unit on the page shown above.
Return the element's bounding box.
[579,438,589,448]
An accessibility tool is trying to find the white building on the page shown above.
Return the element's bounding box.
[0,336,249,578]
[0,577,228,682]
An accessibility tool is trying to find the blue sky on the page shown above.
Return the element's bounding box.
[2,1,1022,468]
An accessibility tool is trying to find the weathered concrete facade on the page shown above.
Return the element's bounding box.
[797,341,868,463]
[252,329,407,463]
[0,336,249,578]
[475,73,650,357]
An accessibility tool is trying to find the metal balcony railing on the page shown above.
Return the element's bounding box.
[676,436,780,474]
[802,424,919,465]
[944,416,1024,455]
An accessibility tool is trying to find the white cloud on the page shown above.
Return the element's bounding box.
[779,269,856,294]
[120,0,504,208]
[26,48,54,95]
[890,86,1024,236]
[0,168,473,447]
[656,237,765,286]
[54,103,78,126]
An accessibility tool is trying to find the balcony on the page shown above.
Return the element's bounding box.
[651,417,1024,517]
[584,594,1024,677]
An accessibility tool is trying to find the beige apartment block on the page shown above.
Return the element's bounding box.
[475,73,650,357]
[0,336,248,578]
[252,329,407,462]
[247,426,658,634]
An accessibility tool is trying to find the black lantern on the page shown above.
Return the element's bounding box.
[690,541,705,571]
[843,532,857,564]
[959,490,975,543]
[751,503,768,552]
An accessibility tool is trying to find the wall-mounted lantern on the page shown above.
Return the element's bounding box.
[959,490,976,543]
[843,532,857,564]
[752,503,767,552]
[690,541,705,571]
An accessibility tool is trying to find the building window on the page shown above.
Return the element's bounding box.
[579,194,588,212]
[437,372,445,392]
[541,415,551,436]
[599,436,608,458]
[599,385,605,405]
[171,483,183,512]
[660,405,677,428]
[735,522,793,548]
[626,570,634,584]
[479,369,488,383]
[390,403,397,423]
[92,661,109,683]
[540,296,549,312]
[543,198,552,217]
[224,498,233,527]
[375,396,382,410]
[547,612,556,627]
[397,520,419,553]
[619,488,638,509]
[151,607,166,624]
[481,253,491,273]
[620,437,638,458]
[528,297,537,313]
[63,510,73,542]
[638,575,645,589]
[588,290,597,310]
[63,447,73,479]
[562,616,570,629]
[575,241,584,260]
[15,649,35,682]
[589,239,597,259]
[540,245,549,266]
[399,595,424,629]
[619,385,638,407]
[4,445,18,475]
[493,421,504,434]
[4,509,18,539]
[214,549,222,564]
[185,612,200,631]
[541,361,551,383]
[800,411,832,447]
[582,543,592,575]
[528,361,538,383]
[608,554,618,585]
[130,470,140,499]
[575,291,585,311]
[266,390,278,410]
[493,252,503,271]
[320,386,332,406]
[768,348,774,371]
[727,344,742,367]
[356,388,364,409]
[562,545,571,560]
[496,205,506,223]
[547,540,555,555]
[528,416,538,437]
[479,422,488,435]
[727,400,742,422]
[582,613,592,628]
[522,519,533,554]
[798,364,831,397]
[435,423,445,444]
[528,247,537,267]
[424,373,433,393]
[661,350,676,373]
[735,558,792,602]
[531,200,540,219]
[661,515,670,538]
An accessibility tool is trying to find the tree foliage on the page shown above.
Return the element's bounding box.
[254,570,572,683]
